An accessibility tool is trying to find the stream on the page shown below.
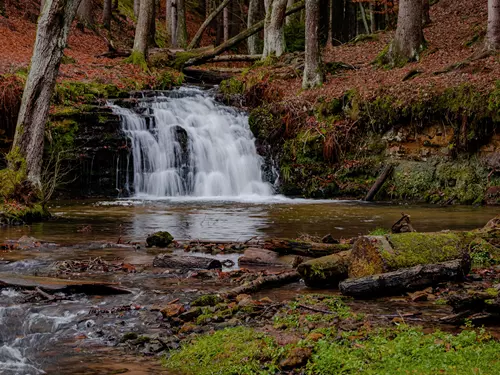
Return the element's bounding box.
[0,87,498,373]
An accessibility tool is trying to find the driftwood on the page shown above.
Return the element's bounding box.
[391,212,415,233]
[264,238,350,257]
[183,1,305,67]
[153,254,222,270]
[238,248,287,267]
[222,270,300,299]
[339,258,470,298]
[297,251,351,287]
[364,164,393,201]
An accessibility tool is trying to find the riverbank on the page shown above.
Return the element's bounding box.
[1,217,499,374]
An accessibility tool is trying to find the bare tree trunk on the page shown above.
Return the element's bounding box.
[176,0,188,47]
[130,0,154,63]
[40,0,45,12]
[103,0,112,29]
[358,2,369,34]
[285,0,293,24]
[262,0,288,58]
[369,1,376,33]
[384,0,424,66]
[302,0,323,89]
[77,0,93,26]
[134,0,140,18]
[149,1,157,47]
[188,0,231,49]
[422,0,431,26]
[223,5,229,41]
[485,0,500,51]
[166,0,171,40]
[12,0,82,186]
[171,0,178,47]
[247,0,260,53]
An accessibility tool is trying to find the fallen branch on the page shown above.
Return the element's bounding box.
[364,164,393,201]
[187,0,232,50]
[222,270,300,299]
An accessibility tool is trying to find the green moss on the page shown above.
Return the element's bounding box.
[0,148,27,198]
[163,327,280,375]
[53,81,128,105]
[219,78,245,96]
[170,51,198,70]
[369,228,389,236]
[192,294,224,307]
[248,107,280,140]
[124,51,149,71]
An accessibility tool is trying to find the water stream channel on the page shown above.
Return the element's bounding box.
[0,87,498,374]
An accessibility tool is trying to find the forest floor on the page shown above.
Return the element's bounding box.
[0,0,497,103]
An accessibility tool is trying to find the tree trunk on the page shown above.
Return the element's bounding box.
[422,0,431,26]
[297,251,351,287]
[369,1,376,33]
[359,2,370,34]
[170,0,178,47]
[153,254,223,269]
[262,0,288,58]
[302,0,323,89]
[188,0,231,49]
[222,270,300,298]
[134,0,140,17]
[12,0,82,186]
[247,0,260,53]
[347,231,495,279]
[149,1,157,47]
[264,238,350,257]
[364,164,393,201]
[485,0,500,51]
[103,0,112,29]
[223,5,230,41]
[77,0,94,26]
[183,1,304,66]
[176,0,188,47]
[384,0,424,66]
[130,0,154,62]
[285,0,294,24]
[339,258,470,298]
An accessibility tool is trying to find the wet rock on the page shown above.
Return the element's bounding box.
[180,307,203,321]
[192,294,224,307]
[161,304,186,318]
[280,347,312,369]
[121,332,139,342]
[322,234,339,244]
[146,231,174,248]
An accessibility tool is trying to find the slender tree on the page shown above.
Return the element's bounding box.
[103,0,112,29]
[303,0,323,89]
[223,6,230,41]
[188,0,231,50]
[381,0,424,66]
[77,0,93,26]
[134,0,140,17]
[129,0,154,66]
[176,0,188,47]
[12,0,82,186]
[422,0,431,26]
[247,0,260,53]
[262,0,288,58]
[170,0,178,47]
[485,0,500,51]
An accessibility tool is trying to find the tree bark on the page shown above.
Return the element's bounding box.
[134,0,140,18]
[364,164,393,201]
[222,270,300,298]
[285,0,294,24]
[262,0,288,58]
[170,0,178,47]
[485,0,500,51]
[103,0,112,29]
[77,0,94,26]
[359,2,370,34]
[176,0,188,47]
[238,248,286,267]
[131,0,154,61]
[12,0,82,185]
[188,0,231,50]
[339,258,470,298]
[297,250,351,287]
[369,1,377,33]
[302,0,323,89]
[153,254,223,269]
[184,1,304,66]
[247,0,260,54]
[223,5,230,41]
[384,0,424,66]
[264,238,350,257]
[422,0,431,26]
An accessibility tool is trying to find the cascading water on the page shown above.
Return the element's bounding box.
[112,87,273,198]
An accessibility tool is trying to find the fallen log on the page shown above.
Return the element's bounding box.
[153,254,222,270]
[296,251,351,287]
[238,248,287,267]
[364,164,393,201]
[339,258,470,298]
[264,238,350,258]
[348,232,475,278]
[222,270,300,299]
[183,67,235,84]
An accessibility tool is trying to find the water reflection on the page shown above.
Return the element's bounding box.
[0,199,497,244]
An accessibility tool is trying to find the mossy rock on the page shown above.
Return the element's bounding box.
[191,294,224,307]
[146,231,174,248]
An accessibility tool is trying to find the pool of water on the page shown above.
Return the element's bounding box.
[0,197,497,244]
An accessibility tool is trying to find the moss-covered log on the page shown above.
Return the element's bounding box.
[348,231,482,278]
[339,258,470,298]
[296,250,351,287]
[153,254,222,270]
[264,239,351,257]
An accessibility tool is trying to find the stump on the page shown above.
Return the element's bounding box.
[153,254,222,270]
[296,251,351,287]
[339,258,470,298]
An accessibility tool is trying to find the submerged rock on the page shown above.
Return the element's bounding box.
[146,231,174,248]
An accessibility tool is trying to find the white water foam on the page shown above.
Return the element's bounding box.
[112,87,274,198]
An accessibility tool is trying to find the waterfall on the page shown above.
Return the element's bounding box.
[112,87,273,198]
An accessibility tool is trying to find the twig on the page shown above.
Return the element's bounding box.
[298,304,334,314]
